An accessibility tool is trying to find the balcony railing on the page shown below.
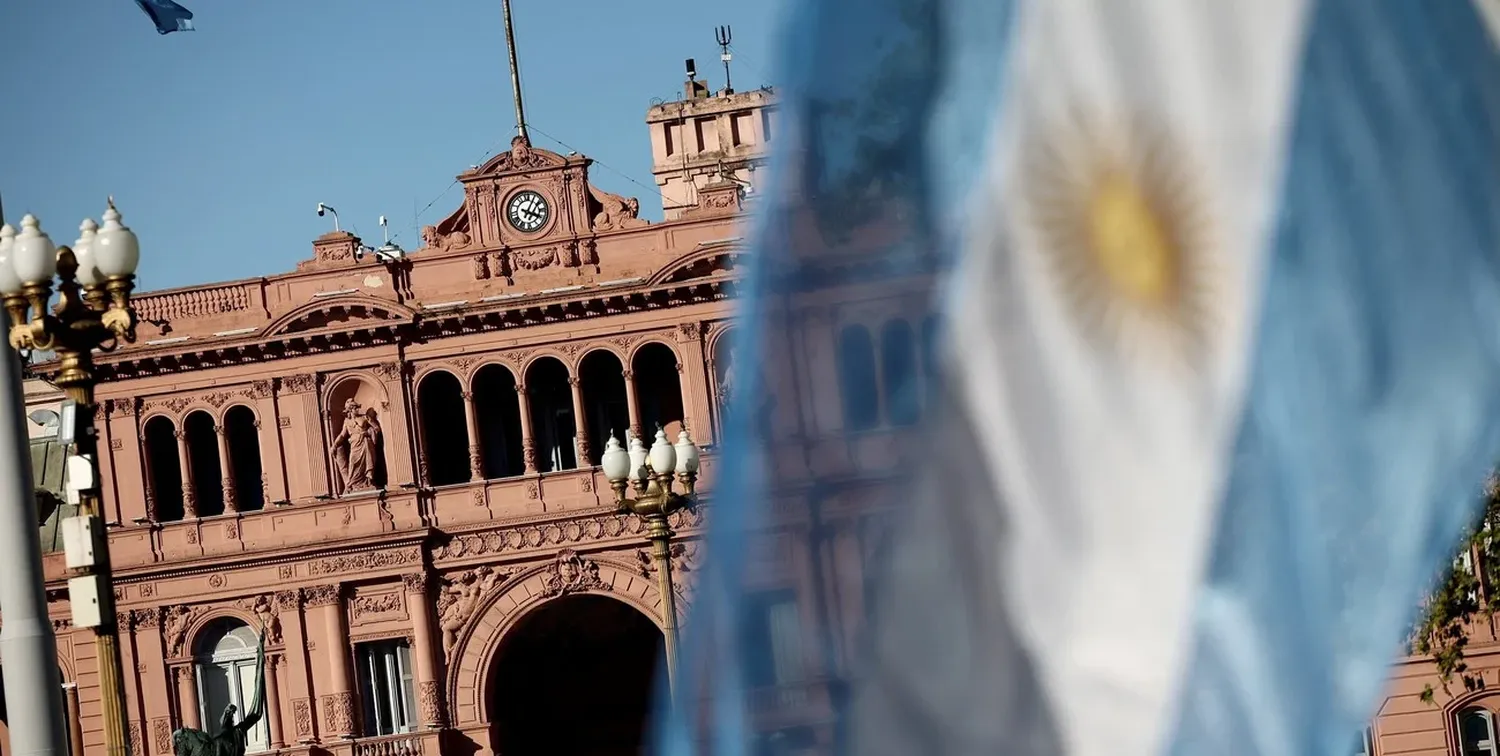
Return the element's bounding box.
[352,732,425,756]
[134,280,258,324]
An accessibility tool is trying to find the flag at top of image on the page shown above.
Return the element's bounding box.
[658,0,1500,755]
[135,0,193,35]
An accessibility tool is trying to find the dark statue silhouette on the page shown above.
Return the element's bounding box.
[171,626,266,756]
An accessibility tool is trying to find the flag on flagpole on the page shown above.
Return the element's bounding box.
[134,0,194,35]
[661,0,1500,754]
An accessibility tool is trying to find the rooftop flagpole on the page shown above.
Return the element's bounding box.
[502,0,530,143]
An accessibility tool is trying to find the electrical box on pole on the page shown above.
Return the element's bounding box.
[68,574,105,629]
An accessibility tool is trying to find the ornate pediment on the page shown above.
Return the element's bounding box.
[648,244,743,286]
[263,296,415,337]
[465,136,568,177]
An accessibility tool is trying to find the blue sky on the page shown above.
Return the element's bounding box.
[0,0,786,292]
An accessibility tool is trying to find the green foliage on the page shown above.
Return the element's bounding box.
[1412,474,1500,704]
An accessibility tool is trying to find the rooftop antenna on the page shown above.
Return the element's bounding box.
[715,25,734,94]
[502,0,530,143]
[356,216,406,263]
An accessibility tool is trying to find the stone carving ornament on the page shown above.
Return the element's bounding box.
[329,398,383,495]
[322,692,356,734]
[541,549,606,598]
[421,224,472,252]
[588,184,648,231]
[234,595,282,645]
[437,566,508,654]
[163,605,201,657]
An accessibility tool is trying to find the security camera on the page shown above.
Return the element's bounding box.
[316,202,341,232]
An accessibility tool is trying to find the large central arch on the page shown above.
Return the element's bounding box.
[490,594,664,754]
[447,552,670,729]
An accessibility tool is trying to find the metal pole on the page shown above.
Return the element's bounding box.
[54,349,132,756]
[0,323,67,756]
[502,0,530,143]
[647,513,680,694]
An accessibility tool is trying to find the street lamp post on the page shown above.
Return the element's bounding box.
[0,202,141,756]
[601,428,700,694]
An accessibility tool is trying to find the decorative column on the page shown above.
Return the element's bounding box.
[568,377,591,465]
[251,380,289,505]
[307,585,355,739]
[273,590,316,745]
[264,654,286,749]
[461,391,483,481]
[402,574,446,728]
[674,322,714,444]
[412,410,432,487]
[516,384,537,474]
[174,429,198,518]
[623,370,642,440]
[172,666,200,730]
[139,431,158,521]
[64,683,85,756]
[213,423,238,513]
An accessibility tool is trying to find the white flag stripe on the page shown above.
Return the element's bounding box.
[948,2,1313,755]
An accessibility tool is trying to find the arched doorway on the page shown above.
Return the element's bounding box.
[489,595,663,755]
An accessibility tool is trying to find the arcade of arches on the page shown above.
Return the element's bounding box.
[136,343,688,517]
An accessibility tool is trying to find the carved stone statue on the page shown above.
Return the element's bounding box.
[588,184,648,231]
[420,224,471,252]
[329,398,383,495]
[247,595,280,645]
[172,628,265,756]
[437,566,504,653]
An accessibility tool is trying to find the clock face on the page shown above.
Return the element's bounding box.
[506,190,550,233]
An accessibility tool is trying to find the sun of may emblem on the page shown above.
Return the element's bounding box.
[1021,116,1215,363]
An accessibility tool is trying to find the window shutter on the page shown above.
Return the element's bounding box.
[397,642,418,732]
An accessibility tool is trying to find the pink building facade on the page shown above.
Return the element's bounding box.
[1,65,1489,756]
[0,79,844,756]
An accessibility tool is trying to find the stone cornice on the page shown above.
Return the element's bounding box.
[51,529,434,589]
[61,275,733,383]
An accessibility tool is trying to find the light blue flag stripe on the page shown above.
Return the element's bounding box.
[654,0,1017,753]
[1167,0,1500,753]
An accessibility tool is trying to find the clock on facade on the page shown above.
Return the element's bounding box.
[506,190,550,233]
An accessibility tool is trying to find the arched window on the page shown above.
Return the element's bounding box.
[144,416,184,521]
[194,619,269,752]
[473,365,526,479]
[184,411,222,517]
[880,319,919,427]
[580,351,629,466]
[836,325,879,432]
[223,406,264,511]
[525,358,578,472]
[633,343,686,439]
[417,371,471,486]
[1461,707,1497,756]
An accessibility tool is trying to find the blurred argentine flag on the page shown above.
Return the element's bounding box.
[662,1,1500,756]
